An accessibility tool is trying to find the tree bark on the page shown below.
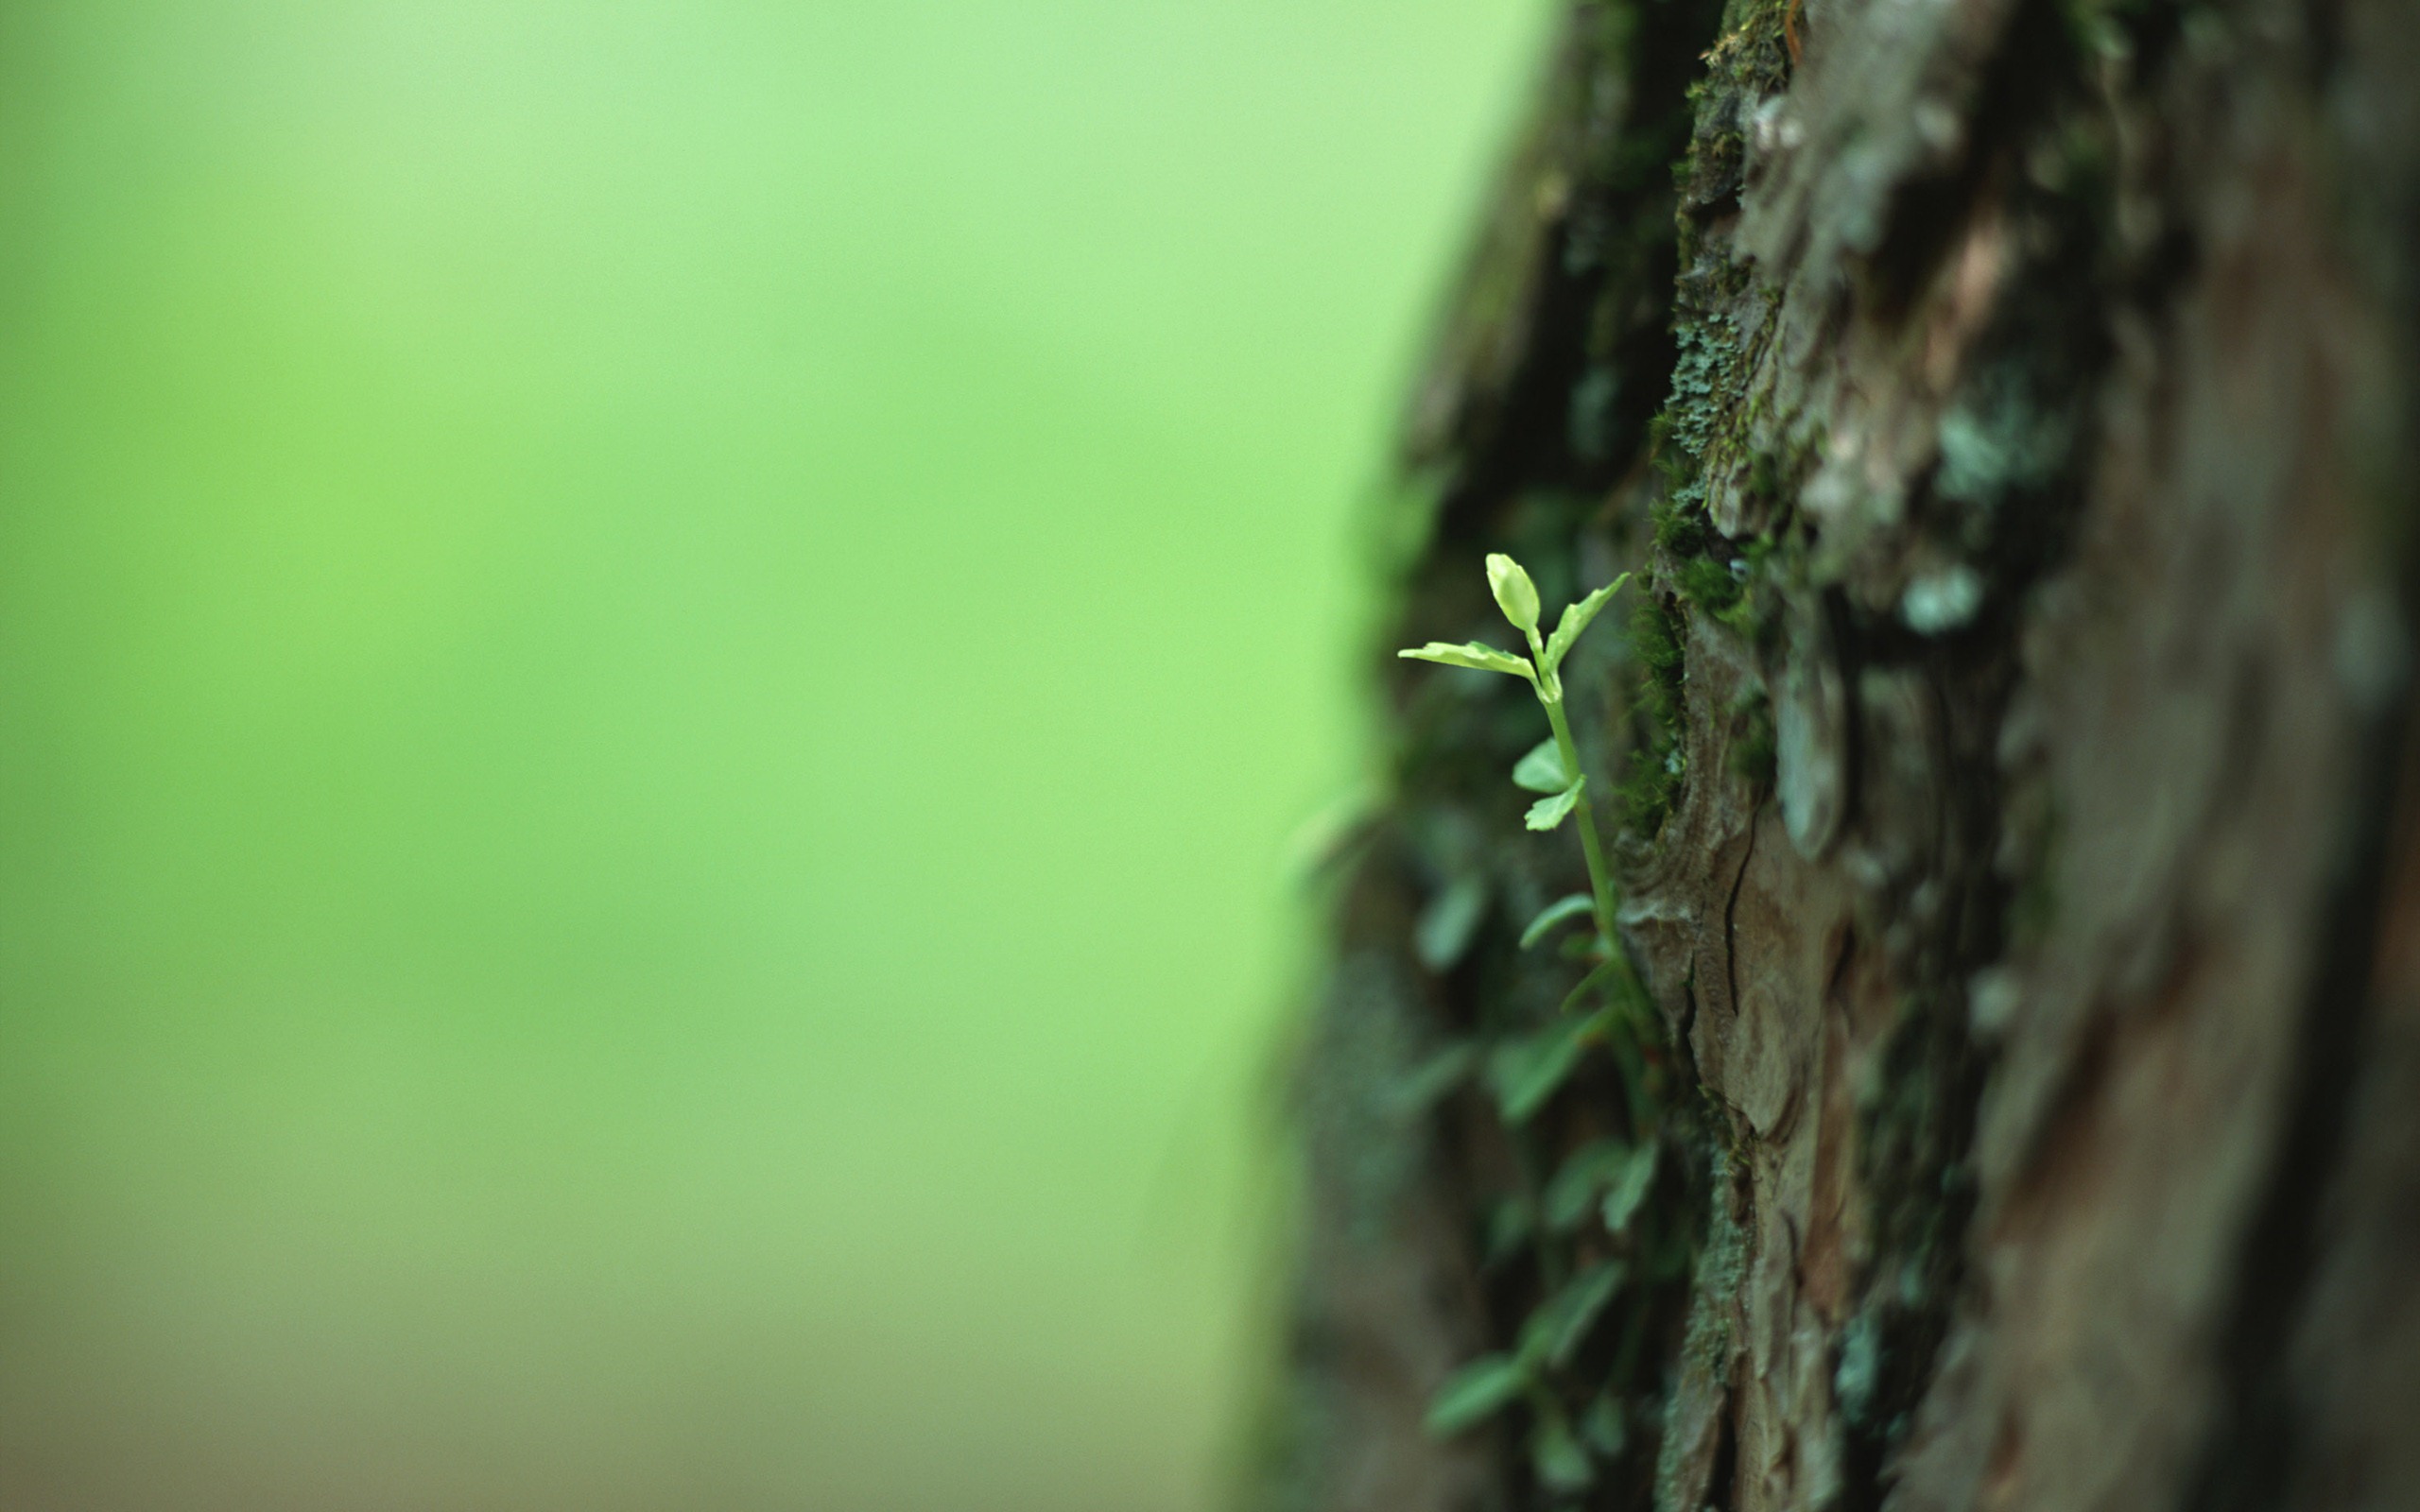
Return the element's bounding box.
[1264,0,2420,1508]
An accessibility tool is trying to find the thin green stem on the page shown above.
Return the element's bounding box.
[1538,690,1617,955]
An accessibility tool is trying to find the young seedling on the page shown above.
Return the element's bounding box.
[1401,555,1679,1474]
[1403,556,1684,1470]
[1399,554,1630,967]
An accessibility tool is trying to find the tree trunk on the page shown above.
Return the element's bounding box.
[1264,0,2420,1508]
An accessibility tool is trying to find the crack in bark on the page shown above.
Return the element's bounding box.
[2184,687,2415,1510]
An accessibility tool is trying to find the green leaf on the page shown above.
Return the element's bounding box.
[1520,1259,1626,1369]
[1531,1417,1595,1494]
[1424,1353,1529,1437]
[1543,1138,1632,1230]
[1518,893,1595,950]
[1283,784,1378,883]
[1511,738,1571,794]
[1541,572,1632,674]
[1601,1143,1658,1233]
[1413,875,1489,972]
[1485,553,1541,633]
[1388,1042,1478,1116]
[1484,1197,1534,1266]
[1397,641,1535,679]
[1524,777,1585,832]
[1557,959,1619,1016]
[1488,1008,1611,1125]
[1580,1393,1629,1459]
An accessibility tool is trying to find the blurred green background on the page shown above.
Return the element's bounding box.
[0,3,1543,1507]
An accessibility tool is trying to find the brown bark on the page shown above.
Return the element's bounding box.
[1263,0,2420,1509]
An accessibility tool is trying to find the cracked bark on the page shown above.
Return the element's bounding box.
[1261,0,2420,1509]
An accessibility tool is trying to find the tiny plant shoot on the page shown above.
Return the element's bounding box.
[1399,553,1630,967]
[1398,554,1679,1472]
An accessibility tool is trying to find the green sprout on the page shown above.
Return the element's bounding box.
[1400,553,1630,963]
[1399,554,1680,1472]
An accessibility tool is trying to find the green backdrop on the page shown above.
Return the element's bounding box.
[0,3,1545,1506]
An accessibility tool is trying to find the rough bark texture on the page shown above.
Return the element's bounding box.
[1264,0,2420,1509]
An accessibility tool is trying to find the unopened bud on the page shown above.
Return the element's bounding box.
[1485,554,1540,633]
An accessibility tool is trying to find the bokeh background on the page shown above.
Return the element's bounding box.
[0,3,1546,1507]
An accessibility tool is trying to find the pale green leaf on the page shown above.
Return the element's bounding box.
[1520,1259,1626,1369]
[1397,641,1534,679]
[1531,1417,1595,1494]
[1511,738,1571,794]
[1543,1138,1632,1230]
[1387,1042,1478,1116]
[1487,1007,1610,1125]
[1524,777,1584,832]
[1283,784,1378,883]
[1424,1353,1529,1437]
[1484,1198,1534,1265]
[1557,959,1619,1016]
[1414,875,1489,972]
[1518,893,1594,950]
[1580,1393,1629,1459]
[1601,1143,1658,1233]
[1541,572,1632,673]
